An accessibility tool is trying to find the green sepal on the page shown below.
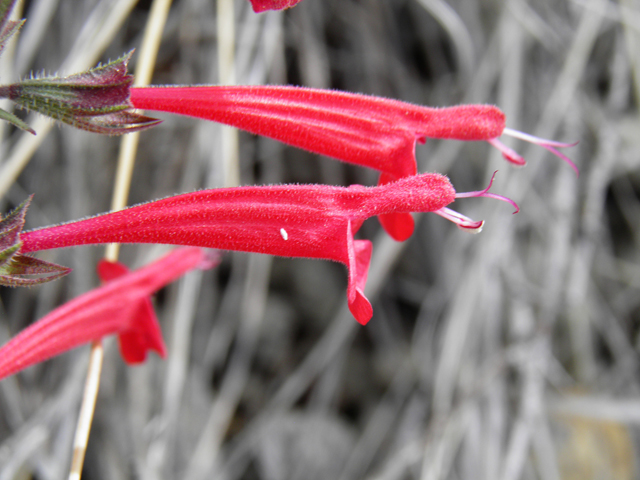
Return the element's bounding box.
[0,51,162,135]
[0,240,19,267]
[0,195,31,250]
[71,110,162,135]
[0,0,21,54]
[0,196,71,287]
[0,251,71,287]
[0,18,22,54]
[0,106,35,134]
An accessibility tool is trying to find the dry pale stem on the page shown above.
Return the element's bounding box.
[68,1,173,479]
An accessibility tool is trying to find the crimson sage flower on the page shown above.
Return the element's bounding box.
[248,0,303,12]
[0,247,216,381]
[129,85,575,241]
[19,173,458,324]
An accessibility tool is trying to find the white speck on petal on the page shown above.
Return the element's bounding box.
[280,228,288,240]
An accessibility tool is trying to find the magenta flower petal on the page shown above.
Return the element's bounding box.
[96,259,165,363]
[376,172,415,242]
[0,247,212,380]
[346,221,373,324]
[248,0,303,12]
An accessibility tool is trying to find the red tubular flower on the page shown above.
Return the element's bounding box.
[248,0,303,12]
[20,174,455,324]
[129,85,576,241]
[130,86,500,179]
[0,247,214,381]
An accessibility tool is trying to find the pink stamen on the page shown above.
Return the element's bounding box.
[500,127,579,176]
[486,138,526,167]
[502,128,578,148]
[455,171,520,214]
[434,207,484,233]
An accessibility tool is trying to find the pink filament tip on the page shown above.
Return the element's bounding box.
[487,138,526,166]
[455,171,520,214]
[497,128,579,177]
[435,207,484,233]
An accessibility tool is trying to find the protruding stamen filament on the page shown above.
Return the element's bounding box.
[500,128,579,176]
[487,138,526,166]
[455,171,520,214]
[435,207,484,233]
[502,128,577,148]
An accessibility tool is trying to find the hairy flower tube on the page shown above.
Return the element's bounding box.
[248,0,303,12]
[20,174,457,324]
[129,85,576,240]
[0,247,215,381]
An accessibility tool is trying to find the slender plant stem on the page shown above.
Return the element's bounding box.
[68,341,103,480]
[68,1,173,479]
[217,0,239,188]
[185,5,239,477]
[107,0,174,260]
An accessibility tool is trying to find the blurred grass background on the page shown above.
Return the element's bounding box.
[0,0,639,478]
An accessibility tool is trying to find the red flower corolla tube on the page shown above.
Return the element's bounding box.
[0,247,215,381]
[129,85,576,241]
[20,174,455,324]
[248,0,302,12]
